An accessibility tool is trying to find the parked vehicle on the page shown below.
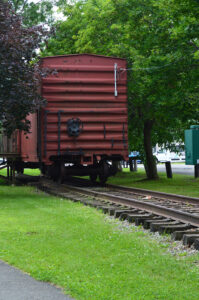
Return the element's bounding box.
[154,150,171,163]
[170,152,181,161]
[154,149,184,163]
[129,151,142,163]
[179,152,185,161]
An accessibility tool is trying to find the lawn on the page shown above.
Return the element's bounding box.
[0,168,40,177]
[0,178,199,299]
[107,168,199,198]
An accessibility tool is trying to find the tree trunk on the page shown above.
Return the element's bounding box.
[143,120,158,179]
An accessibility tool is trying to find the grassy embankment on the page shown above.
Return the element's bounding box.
[0,174,199,299]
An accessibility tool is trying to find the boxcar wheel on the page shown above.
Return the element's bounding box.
[99,161,110,185]
[57,162,65,184]
[99,174,107,185]
[41,164,47,175]
[15,162,24,174]
[16,167,24,174]
[90,174,97,183]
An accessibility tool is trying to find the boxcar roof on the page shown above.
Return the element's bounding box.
[41,53,126,60]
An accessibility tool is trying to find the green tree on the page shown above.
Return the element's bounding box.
[43,0,199,179]
[10,0,56,26]
[0,1,49,135]
[42,1,85,56]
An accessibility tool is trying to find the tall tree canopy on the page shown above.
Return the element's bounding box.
[43,0,199,178]
[0,1,48,136]
[10,0,56,26]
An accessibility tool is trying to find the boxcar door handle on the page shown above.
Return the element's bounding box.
[114,63,118,97]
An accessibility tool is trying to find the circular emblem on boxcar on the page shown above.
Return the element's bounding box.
[67,118,83,137]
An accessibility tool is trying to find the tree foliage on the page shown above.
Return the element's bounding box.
[10,0,56,26]
[0,1,49,136]
[43,0,199,178]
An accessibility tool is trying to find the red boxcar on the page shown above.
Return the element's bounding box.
[3,54,129,183]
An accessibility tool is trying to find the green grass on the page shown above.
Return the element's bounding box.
[0,168,40,177]
[0,180,199,299]
[107,168,199,198]
[24,168,41,176]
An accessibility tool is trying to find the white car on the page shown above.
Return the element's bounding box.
[154,150,171,163]
[179,152,185,161]
[170,152,181,161]
[154,150,183,163]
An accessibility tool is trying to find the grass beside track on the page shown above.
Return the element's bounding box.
[0,178,199,299]
[0,168,40,177]
[107,168,199,198]
[1,167,198,197]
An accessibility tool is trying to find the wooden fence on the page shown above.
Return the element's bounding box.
[0,131,19,156]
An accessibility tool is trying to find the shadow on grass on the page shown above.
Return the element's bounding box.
[0,178,7,186]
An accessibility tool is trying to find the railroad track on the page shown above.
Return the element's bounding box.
[33,176,199,250]
[2,173,199,249]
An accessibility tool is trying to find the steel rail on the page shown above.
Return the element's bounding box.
[106,183,199,205]
[53,176,199,205]
[3,174,199,226]
[64,185,199,227]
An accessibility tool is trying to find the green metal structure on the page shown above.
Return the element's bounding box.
[185,125,199,165]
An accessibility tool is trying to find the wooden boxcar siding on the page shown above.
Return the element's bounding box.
[41,54,128,164]
[0,130,20,156]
